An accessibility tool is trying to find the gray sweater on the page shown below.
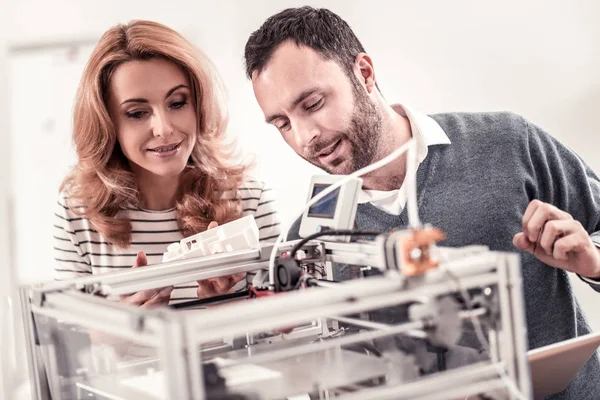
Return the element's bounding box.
[289,112,600,399]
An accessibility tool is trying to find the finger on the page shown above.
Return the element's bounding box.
[197,280,218,299]
[513,232,534,252]
[120,296,145,306]
[119,252,150,300]
[120,252,150,299]
[213,276,234,292]
[121,294,148,306]
[522,200,541,235]
[122,288,161,305]
[142,287,174,307]
[231,272,246,282]
[522,200,544,240]
[141,295,172,308]
[538,220,575,256]
[227,273,247,290]
[275,326,295,334]
[207,221,218,230]
[527,206,555,243]
[120,288,157,303]
[553,233,589,262]
[155,286,174,298]
[215,273,247,293]
[133,251,148,268]
[526,201,574,243]
[138,286,173,306]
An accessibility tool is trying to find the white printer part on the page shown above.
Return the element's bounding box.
[162,215,260,263]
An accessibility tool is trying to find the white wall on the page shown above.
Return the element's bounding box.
[0,0,12,298]
[6,0,599,222]
[0,1,18,397]
[1,0,599,394]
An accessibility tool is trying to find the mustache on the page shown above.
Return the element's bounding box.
[305,137,342,159]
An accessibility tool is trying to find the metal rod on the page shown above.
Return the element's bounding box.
[233,308,487,367]
[238,320,425,366]
[189,273,498,344]
[19,287,51,400]
[159,319,190,400]
[505,253,533,398]
[407,380,507,400]
[100,250,263,294]
[330,308,487,333]
[338,363,507,400]
[497,254,516,387]
[328,316,394,331]
[34,292,166,346]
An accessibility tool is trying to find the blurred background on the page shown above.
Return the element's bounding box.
[0,0,599,397]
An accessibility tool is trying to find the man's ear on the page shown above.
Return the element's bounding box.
[354,53,376,94]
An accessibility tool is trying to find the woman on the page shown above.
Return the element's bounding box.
[53,20,280,307]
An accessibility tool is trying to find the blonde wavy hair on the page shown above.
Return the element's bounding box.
[62,20,246,247]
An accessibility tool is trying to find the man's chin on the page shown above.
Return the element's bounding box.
[321,161,356,176]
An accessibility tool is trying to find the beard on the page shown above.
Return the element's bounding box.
[304,82,384,175]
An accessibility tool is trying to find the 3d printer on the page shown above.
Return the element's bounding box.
[19,141,533,400]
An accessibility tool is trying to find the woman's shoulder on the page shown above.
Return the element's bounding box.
[220,178,268,199]
[239,178,268,189]
[56,188,137,216]
[237,178,268,195]
[53,190,98,244]
[236,178,279,219]
[55,190,88,218]
[238,178,277,204]
[236,179,280,240]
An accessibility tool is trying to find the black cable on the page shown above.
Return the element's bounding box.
[305,278,341,286]
[289,229,382,259]
[436,350,447,371]
[291,277,340,291]
[169,289,250,309]
[342,341,383,358]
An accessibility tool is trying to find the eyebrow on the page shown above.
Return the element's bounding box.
[265,87,321,123]
[120,84,189,106]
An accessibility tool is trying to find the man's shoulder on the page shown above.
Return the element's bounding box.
[429,111,533,149]
[430,111,529,133]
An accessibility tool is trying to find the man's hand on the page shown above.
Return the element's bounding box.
[513,200,600,278]
[196,221,247,299]
[120,252,174,307]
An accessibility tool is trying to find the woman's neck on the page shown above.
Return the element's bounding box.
[136,171,180,211]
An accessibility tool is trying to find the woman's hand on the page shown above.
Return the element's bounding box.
[119,252,174,307]
[196,221,247,298]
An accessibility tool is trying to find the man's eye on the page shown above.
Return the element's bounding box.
[306,98,323,111]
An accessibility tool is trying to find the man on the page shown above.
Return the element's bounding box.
[244,6,600,399]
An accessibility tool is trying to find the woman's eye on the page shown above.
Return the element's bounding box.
[171,101,187,110]
[126,110,146,119]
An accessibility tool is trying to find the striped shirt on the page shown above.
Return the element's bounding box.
[53,180,281,303]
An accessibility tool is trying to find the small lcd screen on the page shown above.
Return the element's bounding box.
[307,184,340,219]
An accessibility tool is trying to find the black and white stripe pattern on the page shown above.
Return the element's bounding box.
[53,180,281,304]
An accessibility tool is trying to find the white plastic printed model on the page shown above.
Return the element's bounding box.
[162,215,260,262]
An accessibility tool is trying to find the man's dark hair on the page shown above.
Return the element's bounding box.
[244,6,367,80]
